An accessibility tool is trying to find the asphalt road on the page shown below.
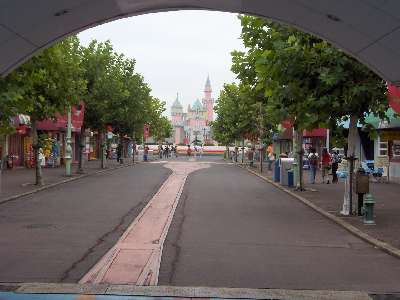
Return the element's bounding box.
[0,163,171,283]
[158,163,400,292]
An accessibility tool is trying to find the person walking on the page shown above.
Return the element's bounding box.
[116,143,123,164]
[158,144,163,159]
[143,145,149,162]
[331,150,341,183]
[187,145,192,157]
[308,148,319,184]
[321,148,332,184]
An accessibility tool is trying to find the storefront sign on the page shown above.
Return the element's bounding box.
[380,131,400,141]
[393,140,400,157]
[375,156,389,167]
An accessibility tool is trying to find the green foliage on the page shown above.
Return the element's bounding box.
[80,40,168,140]
[233,15,388,131]
[0,36,86,131]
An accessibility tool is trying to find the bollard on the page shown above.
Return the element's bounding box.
[274,160,280,182]
[363,193,375,225]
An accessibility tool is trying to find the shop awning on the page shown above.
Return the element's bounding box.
[303,128,327,137]
[37,102,85,132]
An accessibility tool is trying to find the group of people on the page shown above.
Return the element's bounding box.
[186,145,203,157]
[159,145,178,159]
[308,148,341,184]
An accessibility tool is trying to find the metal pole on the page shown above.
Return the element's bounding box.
[326,129,330,152]
[259,102,263,173]
[349,156,355,215]
[65,106,72,177]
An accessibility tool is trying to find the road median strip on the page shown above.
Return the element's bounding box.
[0,162,137,205]
[237,164,400,260]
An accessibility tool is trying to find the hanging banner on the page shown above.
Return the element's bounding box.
[144,124,150,140]
[387,83,400,113]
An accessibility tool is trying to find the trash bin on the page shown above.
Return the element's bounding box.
[274,160,280,182]
[280,158,294,185]
[288,170,294,187]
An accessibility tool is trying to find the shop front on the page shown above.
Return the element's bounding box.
[303,128,327,156]
[36,102,85,167]
[376,130,400,183]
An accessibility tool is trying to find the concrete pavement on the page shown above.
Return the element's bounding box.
[80,161,210,285]
[159,163,400,292]
[0,163,171,282]
[2,156,400,293]
[252,160,400,252]
[0,159,136,202]
[0,284,380,300]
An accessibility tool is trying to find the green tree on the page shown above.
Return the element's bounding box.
[0,36,86,185]
[81,40,129,168]
[233,16,388,200]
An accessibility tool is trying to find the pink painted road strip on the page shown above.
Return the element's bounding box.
[80,161,209,286]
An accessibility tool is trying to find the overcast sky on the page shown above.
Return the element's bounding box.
[78,11,244,115]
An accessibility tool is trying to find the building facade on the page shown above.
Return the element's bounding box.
[171,76,214,145]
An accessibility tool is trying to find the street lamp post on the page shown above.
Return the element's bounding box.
[65,106,72,177]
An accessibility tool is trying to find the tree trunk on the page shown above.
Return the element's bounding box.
[100,130,106,169]
[0,134,6,195]
[294,129,304,191]
[31,119,44,186]
[132,134,136,164]
[77,126,86,174]
[0,134,6,170]
[241,139,245,163]
[342,114,358,215]
[234,140,238,163]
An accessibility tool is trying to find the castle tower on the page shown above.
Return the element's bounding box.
[171,93,184,144]
[202,75,214,123]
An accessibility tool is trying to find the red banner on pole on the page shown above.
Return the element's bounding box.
[144,124,150,140]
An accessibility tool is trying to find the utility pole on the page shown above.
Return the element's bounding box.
[65,106,72,177]
[259,102,263,173]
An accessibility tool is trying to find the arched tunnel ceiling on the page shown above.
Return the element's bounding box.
[1,0,400,83]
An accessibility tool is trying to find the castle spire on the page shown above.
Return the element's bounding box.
[172,92,183,109]
[204,74,212,92]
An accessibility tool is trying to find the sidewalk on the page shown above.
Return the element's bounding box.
[0,158,136,202]
[244,158,400,252]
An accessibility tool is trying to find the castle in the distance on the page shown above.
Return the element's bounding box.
[171,75,214,145]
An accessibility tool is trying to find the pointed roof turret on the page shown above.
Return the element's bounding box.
[172,92,183,109]
[204,74,212,92]
[192,98,204,111]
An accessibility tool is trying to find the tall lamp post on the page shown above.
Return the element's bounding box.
[65,106,72,177]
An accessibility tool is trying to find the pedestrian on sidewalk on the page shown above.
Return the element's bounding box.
[321,148,332,184]
[331,150,341,183]
[143,145,149,162]
[187,145,192,157]
[158,144,163,159]
[308,148,318,184]
[117,143,122,163]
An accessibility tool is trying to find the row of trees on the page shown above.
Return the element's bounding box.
[0,36,172,185]
[213,16,389,207]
